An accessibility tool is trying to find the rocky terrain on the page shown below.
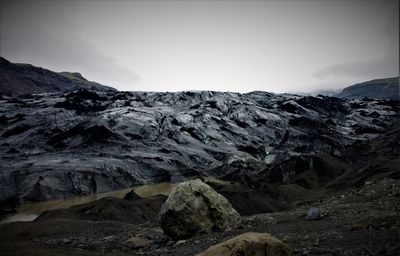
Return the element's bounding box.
[0,172,399,255]
[0,57,115,96]
[0,65,399,255]
[1,87,399,208]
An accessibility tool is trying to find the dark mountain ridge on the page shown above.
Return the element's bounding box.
[0,57,116,96]
[336,77,399,100]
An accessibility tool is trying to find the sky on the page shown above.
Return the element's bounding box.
[0,0,398,93]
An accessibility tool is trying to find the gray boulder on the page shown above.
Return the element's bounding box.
[305,207,321,220]
[158,179,241,240]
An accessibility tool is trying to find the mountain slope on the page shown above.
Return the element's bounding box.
[336,77,399,100]
[0,57,116,96]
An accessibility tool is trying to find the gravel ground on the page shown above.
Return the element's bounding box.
[1,178,399,256]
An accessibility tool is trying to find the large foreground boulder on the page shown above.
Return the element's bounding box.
[158,179,241,240]
[197,232,292,256]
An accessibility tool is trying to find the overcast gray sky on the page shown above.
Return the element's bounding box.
[0,0,398,93]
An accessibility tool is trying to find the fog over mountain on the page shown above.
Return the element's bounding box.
[1,0,398,93]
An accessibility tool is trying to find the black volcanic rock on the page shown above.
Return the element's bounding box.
[54,89,108,113]
[337,77,399,100]
[46,124,119,148]
[36,195,167,224]
[0,57,116,96]
[204,180,287,215]
[0,89,399,207]
[123,190,142,200]
[326,119,400,190]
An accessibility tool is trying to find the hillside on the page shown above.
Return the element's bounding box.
[0,57,116,96]
[336,77,399,100]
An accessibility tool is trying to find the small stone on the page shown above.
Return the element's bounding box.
[365,180,373,186]
[305,208,321,220]
[62,238,70,244]
[102,235,115,241]
[176,240,187,245]
[155,248,167,253]
[351,224,366,231]
[126,237,152,248]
